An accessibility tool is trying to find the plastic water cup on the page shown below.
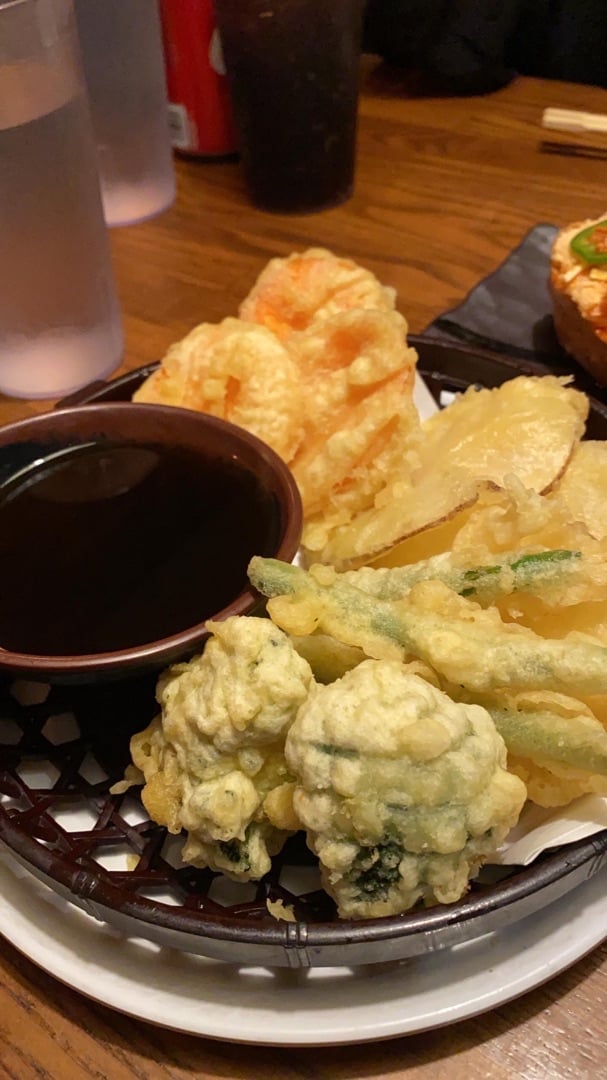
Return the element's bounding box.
[74,0,176,227]
[0,0,123,399]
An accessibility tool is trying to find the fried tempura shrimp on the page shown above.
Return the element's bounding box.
[292,375,419,519]
[288,307,417,423]
[133,317,305,461]
[285,307,420,518]
[239,247,396,340]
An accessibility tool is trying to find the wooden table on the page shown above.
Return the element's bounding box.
[2,62,607,1079]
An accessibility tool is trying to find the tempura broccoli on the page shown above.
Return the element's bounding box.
[284,659,526,919]
[126,616,314,880]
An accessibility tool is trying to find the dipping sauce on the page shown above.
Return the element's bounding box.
[0,440,280,655]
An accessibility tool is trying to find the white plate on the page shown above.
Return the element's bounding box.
[1,851,607,1046]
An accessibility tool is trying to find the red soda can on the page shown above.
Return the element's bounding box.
[159,0,237,157]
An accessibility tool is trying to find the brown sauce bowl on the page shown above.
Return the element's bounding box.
[0,403,301,682]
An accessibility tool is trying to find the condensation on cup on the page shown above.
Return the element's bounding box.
[0,0,123,400]
[160,0,237,158]
[74,0,176,227]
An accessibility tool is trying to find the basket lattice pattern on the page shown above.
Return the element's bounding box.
[0,675,340,926]
[2,355,607,964]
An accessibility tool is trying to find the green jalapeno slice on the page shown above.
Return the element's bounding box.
[570,220,607,265]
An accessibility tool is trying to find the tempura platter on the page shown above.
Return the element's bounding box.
[2,339,607,969]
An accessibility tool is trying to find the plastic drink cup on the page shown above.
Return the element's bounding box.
[0,0,123,400]
[74,0,176,226]
[213,0,365,214]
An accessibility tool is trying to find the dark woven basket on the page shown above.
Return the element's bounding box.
[2,337,607,969]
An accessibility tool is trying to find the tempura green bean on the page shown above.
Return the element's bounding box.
[342,548,584,605]
[249,557,607,696]
[487,704,607,775]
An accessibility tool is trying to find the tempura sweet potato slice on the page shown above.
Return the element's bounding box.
[551,440,607,542]
[417,376,587,490]
[305,376,588,569]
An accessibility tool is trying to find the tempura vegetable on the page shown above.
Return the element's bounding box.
[465,689,607,807]
[341,547,595,606]
[285,660,526,918]
[116,246,607,920]
[289,633,367,684]
[411,476,607,637]
[249,557,607,697]
[551,439,607,541]
[303,375,588,567]
[451,475,601,567]
[487,698,607,777]
[126,617,314,880]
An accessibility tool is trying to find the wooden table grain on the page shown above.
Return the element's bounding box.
[2,62,607,1079]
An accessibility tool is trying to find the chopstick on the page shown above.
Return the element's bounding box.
[540,139,607,161]
[542,107,607,136]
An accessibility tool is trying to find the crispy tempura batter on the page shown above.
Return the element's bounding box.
[134,268,420,522]
[134,317,304,461]
[551,439,607,541]
[250,557,607,697]
[124,246,607,880]
[285,660,525,918]
[285,308,420,519]
[303,376,589,567]
[250,554,607,809]
[126,617,314,881]
[239,247,396,339]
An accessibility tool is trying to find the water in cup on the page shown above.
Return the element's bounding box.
[0,0,123,400]
[74,0,176,226]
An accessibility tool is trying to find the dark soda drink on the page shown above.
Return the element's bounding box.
[213,0,364,213]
